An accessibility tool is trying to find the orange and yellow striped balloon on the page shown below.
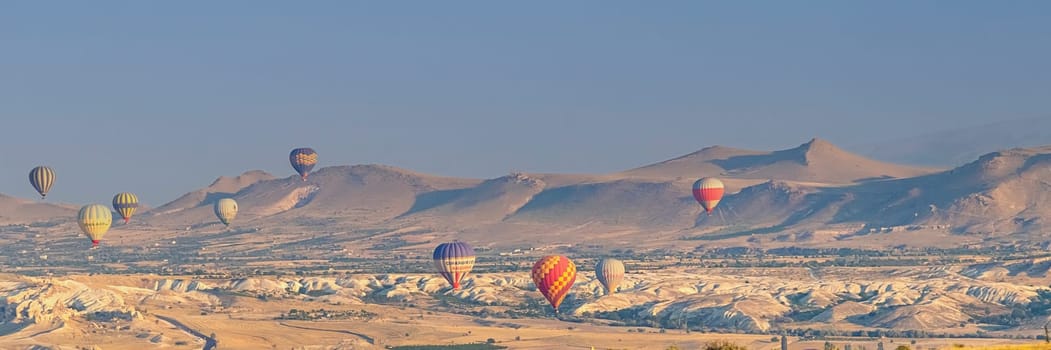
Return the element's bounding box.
[531,255,577,314]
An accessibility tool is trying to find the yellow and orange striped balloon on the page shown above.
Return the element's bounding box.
[531,255,577,314]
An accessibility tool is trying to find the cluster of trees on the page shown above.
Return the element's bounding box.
[277,308,377,321]
[580,306,1048,340]
[85,311,135,322]
[778,327,1040,340]
[665,340,748,350]
[386,344,507,350]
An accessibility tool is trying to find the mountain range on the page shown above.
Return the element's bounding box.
[3,138,1050,253]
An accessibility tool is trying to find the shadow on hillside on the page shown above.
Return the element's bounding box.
[201,192,236,206]
[710,148,803,172]
[398,188,472,217]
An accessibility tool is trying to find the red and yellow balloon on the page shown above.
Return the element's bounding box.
[531,255,577,314]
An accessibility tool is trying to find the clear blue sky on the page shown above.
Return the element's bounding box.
[1,1,1049,206]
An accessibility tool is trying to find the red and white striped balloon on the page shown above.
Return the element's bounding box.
[692,177,724,215]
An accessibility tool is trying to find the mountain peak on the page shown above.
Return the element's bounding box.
[796,138,842,157]
[208,170,276,190]
[804,137,834,149]
[776,137,864,167]
[624,138,940,183]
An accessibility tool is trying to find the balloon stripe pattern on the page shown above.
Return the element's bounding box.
[289,148,318,181]
[29,166,55,199]
[78,204,112,248]
[595,258,625,295]
[531,255,577,314]
[214,198,238,227]
[433,242,476,290]
[692,177,724,214]
[112,192,139,223]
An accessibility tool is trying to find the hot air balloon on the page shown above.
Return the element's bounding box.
[289,148,318,181]
[595,258,625,295]
[112,192,139,224]
[692,177,724,215]
[531,255,577,314]
[214,198,238,227]
[78,204,112,248]
[29,166,55,199]
[433,241,476,290]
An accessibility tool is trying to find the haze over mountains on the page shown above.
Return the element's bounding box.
[854,117,1051,168]
[3,137,1048,253]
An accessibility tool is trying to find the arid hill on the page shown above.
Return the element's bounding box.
[684,145,1051,245]
[143,165,482,230]
[144,169,276,217]
[0,194,77,225]
[850,145,1051,234]
[622,138,941,183]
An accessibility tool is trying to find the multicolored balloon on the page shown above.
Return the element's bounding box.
[289,148,318,181]
[214,198,238,227]
[531,255,577,314]
[112,192,139,224]
[29,166,55,199]
[78,204,112,248]
[433,241,476,290]
[692,177,724,215]
[595,258,625,295]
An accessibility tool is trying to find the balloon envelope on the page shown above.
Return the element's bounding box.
[289,148,318,181]
[112,192,139,224]
[214,198,238,227]
[692,177,724,214]
[595,258,625,294]
[433,242,476,290]
[29,166,55,199]
[531,255,577,314]
[78,204,112,248]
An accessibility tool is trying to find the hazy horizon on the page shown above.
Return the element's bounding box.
[2,1,1049,205]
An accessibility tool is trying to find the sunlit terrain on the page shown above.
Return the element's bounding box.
[2,139,1051,349]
